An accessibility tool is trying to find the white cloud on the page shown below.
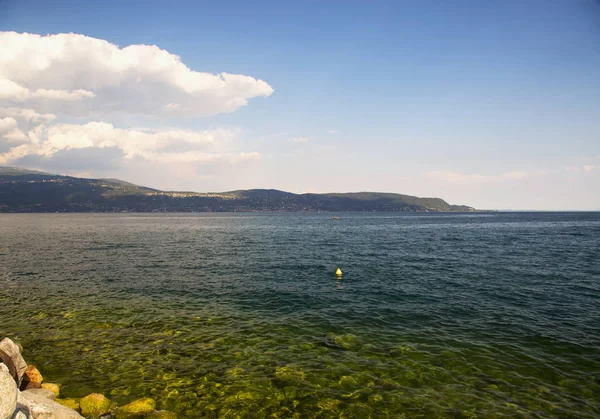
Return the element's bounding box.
[0,108,56,125]
[33,88,95,100]
[565,165,597,173]
[148,150,261,165]
[164,103,182,112]
[500,171,529,181]
[0,117,28,151]
[327,129,338,134]
[0,31,272,190]
[0,79,96,102]
[0,79,30,100]
[232,151,261,163]
[0,31,274,117]
[0,117,18,135]
[0,121,254,165]
[0,122,263,190]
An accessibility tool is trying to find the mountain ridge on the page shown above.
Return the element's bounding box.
[0,167,476,213]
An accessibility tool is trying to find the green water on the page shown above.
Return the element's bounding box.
[1,213,599,418]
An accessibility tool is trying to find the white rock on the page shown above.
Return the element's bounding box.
[1,363,18,419]
[10,410,28,419]
[20,389,56,401]
[0,338,27,387]
[15,390,84,419]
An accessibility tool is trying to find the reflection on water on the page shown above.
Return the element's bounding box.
[1,212,599,417]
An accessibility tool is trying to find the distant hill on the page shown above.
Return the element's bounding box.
[0,167,476,213]
[0,167,53,176]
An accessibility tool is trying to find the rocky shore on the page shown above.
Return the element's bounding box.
[0,338,176,419]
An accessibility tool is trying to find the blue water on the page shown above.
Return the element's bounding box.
[1,212,599,417]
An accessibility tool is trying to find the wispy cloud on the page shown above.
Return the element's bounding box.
[428,170,535,185]
[565,165,597,173]
[288,136,310,143]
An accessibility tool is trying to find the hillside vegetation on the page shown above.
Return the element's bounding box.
[0,167,476,213]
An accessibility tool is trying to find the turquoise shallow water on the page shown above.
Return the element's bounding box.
[1,212,599,418]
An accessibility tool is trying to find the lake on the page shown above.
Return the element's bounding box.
[1,212,599,417]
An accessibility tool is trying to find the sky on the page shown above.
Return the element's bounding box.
[0,0,599,210]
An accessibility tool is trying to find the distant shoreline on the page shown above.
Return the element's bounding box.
[4,210,600,215]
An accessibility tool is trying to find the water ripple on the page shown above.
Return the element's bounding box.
[1,212,599,417]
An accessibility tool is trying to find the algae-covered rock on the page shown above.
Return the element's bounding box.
[80,393,111,417]
[32,312,49,320]
[275,364,305,382]
[344,402,374,416]
[225,367,245,378]
[110,386,132,398]
[42,382,61,397]
[378,377,401,390]
[339,375,358,389]
[298,343,314,351]
[316,398,341,411]
[116,397,156,418]
[360,343,376,352]
[148,411,177,419]
[165,376,193,388]
[56,398,81,411]
[368,393,384,403]
[324,333,356,349]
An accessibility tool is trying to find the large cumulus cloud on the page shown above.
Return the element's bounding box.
[0,31,274,117]
[0,121,255,167]
[0,32,270,189]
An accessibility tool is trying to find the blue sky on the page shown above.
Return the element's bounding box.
[0,0,599,209]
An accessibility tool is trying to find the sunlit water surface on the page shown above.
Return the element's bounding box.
[1,212,599,418]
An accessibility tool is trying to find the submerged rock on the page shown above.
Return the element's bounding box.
[339,375,358,389]
[17,389,84,418]
[0,337,28,386]
[147,411,177,418]
[0,363,18,419]
[80,393,111,417]
[316,398,341,411]
[321,335,344,350]
[275,365,306,382]
[322,333,356,350]
[368,393,384,403]
[55,398,80,411]
[41,383,61,398]
[115,398,156,418]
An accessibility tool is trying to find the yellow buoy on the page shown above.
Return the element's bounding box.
[335,267,343,277]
